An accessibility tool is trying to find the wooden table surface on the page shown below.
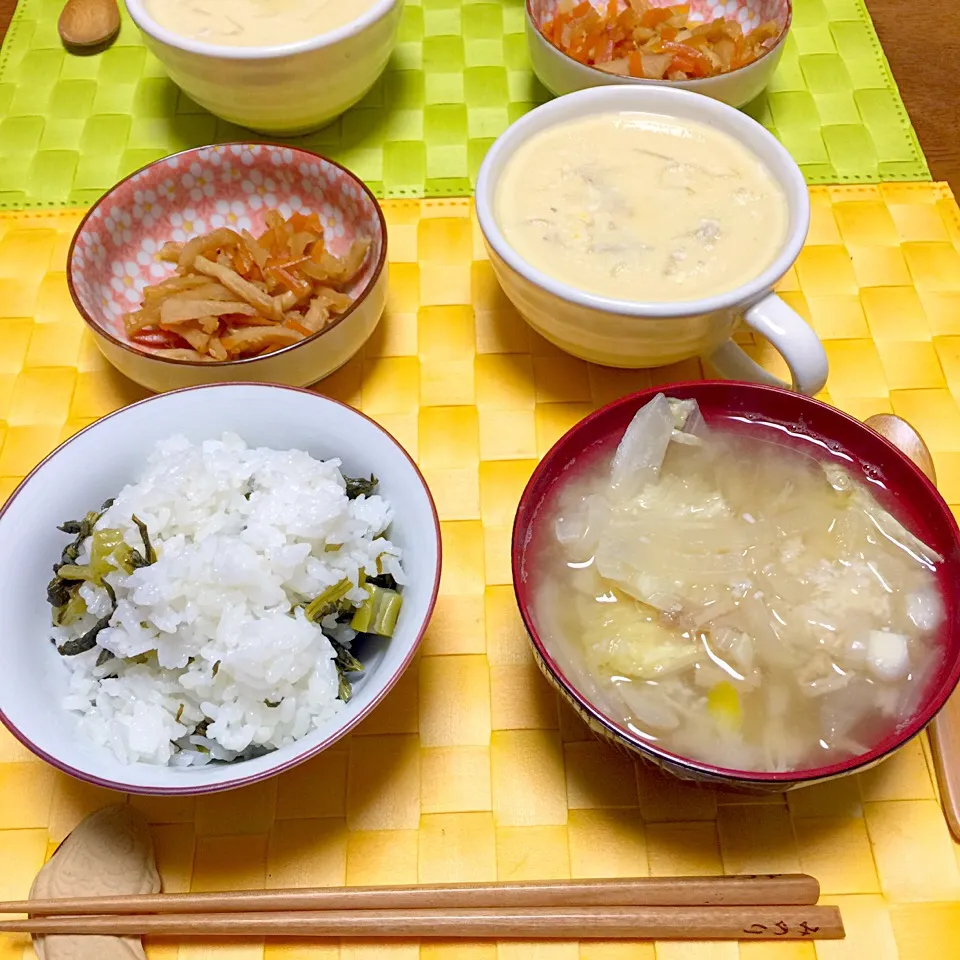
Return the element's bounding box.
[0,0,957,190]
[866,0,960,190]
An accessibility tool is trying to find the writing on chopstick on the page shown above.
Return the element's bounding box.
[742,920,821,937]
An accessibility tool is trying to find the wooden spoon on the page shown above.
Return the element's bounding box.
[865,413,960,841]
[58,0,120,49]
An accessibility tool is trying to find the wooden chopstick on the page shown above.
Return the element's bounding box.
[0,874,820,917]
[0,905,845,940]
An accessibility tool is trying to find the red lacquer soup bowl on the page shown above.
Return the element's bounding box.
[512,381,960,790]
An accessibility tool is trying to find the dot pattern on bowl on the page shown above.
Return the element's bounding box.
[70,144,385,350]
[529,0,789,34]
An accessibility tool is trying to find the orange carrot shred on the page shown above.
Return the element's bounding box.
[539,2,781,80]
[285,317,313,337]
[640,8,674,27]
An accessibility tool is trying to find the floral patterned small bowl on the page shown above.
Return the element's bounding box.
[68,144,387,394]
[526,0,792,109]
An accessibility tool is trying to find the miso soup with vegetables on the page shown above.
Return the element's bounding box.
[46,433,406,767]
[531,394,946,773]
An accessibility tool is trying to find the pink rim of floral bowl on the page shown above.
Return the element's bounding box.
[527,0,792,86]
[512,381,960,791]
[68,143,387,369]
[0,383,442,795]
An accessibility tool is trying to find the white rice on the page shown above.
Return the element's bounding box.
[53,432,404,767]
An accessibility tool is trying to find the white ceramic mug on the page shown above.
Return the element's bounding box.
[475,86,828,396]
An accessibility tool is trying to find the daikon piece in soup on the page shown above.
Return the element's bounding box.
[530,394,946,773]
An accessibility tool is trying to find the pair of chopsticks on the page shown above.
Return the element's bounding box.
[0,875,843,941]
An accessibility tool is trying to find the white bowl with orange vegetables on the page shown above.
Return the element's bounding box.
[527,0,791,109]
[67,144,387,394]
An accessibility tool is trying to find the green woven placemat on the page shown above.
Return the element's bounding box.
[0,0,930,209]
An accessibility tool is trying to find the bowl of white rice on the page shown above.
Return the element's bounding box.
[0,383,440,794]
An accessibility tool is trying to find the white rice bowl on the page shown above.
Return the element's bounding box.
[0,384,440,795]
[56,432,405,768]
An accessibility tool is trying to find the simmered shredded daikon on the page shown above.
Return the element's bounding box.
[533,394,945,772]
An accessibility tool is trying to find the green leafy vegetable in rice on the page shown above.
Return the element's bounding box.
[47,433,406,767]
[344,474,378,500]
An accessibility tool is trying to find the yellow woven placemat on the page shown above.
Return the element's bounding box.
[3,186,960,959]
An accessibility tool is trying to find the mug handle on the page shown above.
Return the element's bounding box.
[705,293,829,396]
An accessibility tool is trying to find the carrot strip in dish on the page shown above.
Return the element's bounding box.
[541,0,781,80]
[121,211,373,361]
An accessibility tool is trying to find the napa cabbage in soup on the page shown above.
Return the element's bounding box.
[531,394,945,773]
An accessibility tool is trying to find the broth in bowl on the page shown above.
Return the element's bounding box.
[527,393,947,774]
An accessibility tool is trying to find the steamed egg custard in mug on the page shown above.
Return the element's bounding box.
[144,0,380,46]
[495,111,789,303]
